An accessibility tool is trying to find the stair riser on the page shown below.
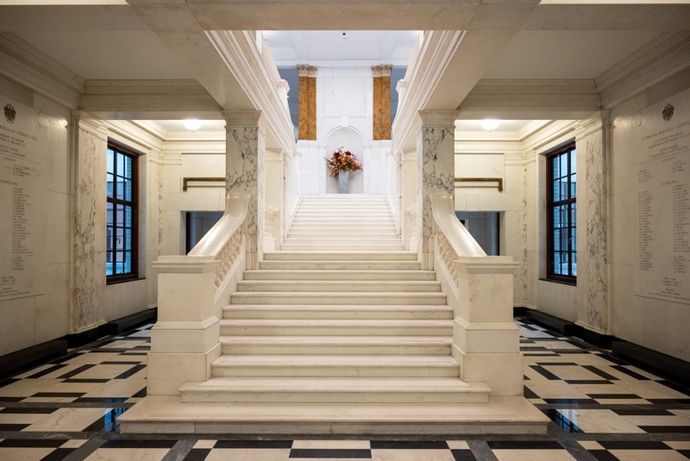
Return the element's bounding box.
[280,245,404,251]
[223,310,452,320]
[221,326,452,336]
[259,261,422,270]
[211,365,459,378]
[236,282,441,292]
[181,390,486,404]
[284,238,402,243]
[221,344,452,355]
[263,253,417,261]
[243,272,435,281]
[230,294,446,305]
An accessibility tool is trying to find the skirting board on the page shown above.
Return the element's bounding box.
[514,307,690,388]
[0,307,157,379]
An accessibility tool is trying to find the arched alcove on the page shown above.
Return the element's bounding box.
[324,126,365,193]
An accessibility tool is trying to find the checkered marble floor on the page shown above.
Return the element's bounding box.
[0,319,688,461]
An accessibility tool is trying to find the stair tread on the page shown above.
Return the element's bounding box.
[182,377,487,392]
[213,355,459,366]
[225,304,450,311]
[220,335,452,345]
[221,319,452,326]
[243,270,434,275]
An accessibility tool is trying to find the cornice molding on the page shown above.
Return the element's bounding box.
[392,30,464,153]
[207,30,295,154]
[0,32,83,109]
[596,32,690,109]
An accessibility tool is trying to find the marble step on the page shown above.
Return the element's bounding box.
[288,226,398,232]
[263,252,417,261]
[280,232,400,243]
[179,377,489,404]
[280,244,404,251]
[230,292,447,306]
[292,218,395,224]
[210,355,460,377]
[223,305,452,320]
[219,335,452,355]
[236,280,441,293]
[259,260,422,270]
[287,230,399,236]
[242,270,436,281]
[296,208,392,213]
[119,396,550,435]
[220,319,453,336]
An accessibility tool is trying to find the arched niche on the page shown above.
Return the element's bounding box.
[324,126,365,194]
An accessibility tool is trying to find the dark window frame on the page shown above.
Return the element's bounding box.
[546,141,577,285]
[106,140,139,284]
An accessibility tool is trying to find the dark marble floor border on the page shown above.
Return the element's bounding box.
[0,308,157,379]
[514,307,690,388]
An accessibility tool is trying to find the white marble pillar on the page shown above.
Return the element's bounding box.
[575,112,611,334]
[68,112,107,334]
[417,110,457,269]
[225,111,265,269]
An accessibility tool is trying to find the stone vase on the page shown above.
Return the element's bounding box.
[337,170,350,193]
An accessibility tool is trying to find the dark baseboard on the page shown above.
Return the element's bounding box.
[515,306,689,387]
[612,340,690,388]
[0,307,157,379]
[0,339,68,380]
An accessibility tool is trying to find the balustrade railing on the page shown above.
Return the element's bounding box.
[147,193,250,396]
[429,193,523,396]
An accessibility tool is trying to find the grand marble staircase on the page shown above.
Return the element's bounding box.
[123,194,548,434]
[180,195,490,405]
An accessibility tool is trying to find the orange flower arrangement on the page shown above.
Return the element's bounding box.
[325,147,363,178]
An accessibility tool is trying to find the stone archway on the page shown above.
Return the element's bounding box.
[324,126,365,194]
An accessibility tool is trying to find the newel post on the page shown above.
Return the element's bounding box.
[147,257,222,395]
[452,256,523,396]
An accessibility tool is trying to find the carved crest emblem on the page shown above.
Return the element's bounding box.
[662,104,674,121]
[3,104,16,124]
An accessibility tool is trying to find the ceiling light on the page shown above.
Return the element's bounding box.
[481,119,501,131]
[184,119,202,131]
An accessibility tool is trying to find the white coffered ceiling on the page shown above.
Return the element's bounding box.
[262,31,421,67]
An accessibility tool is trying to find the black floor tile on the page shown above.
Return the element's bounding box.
[371,441,448,449]
[183,448,210,461]
[101,439,178,449]
[214,440,293,449]
[451,449,477,461]
[639,426,690,433]
[487,441,562,449]
[289,448,371,458]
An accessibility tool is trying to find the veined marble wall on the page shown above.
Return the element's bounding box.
[609,78,690,361]
[298,67,392,195]
[0,87,71,355]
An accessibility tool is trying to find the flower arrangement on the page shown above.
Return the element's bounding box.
[325,147,363,178]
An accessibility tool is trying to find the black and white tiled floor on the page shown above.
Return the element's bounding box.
[0,319,689,461]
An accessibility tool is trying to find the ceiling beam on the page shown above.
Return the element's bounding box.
[457,79,601,120]
[126,0,255,113]
[80,79,223,120]
[423,2,540,112]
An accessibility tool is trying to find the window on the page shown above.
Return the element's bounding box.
[546,142,577,283]
[106,141,138,282]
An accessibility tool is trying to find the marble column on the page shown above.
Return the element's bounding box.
[575,112,611,334]
[417,110,457,269]
[68,112,107,334]
[297,65,317,141]
[372,64,392,140]
[225,111,265,270]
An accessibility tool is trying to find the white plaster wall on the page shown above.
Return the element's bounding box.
[609,71,690,361]
[299,67,391,194]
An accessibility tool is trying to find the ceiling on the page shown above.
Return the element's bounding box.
[16,30,193,79]
[262,31,421,67]
[154,120,226,134]
[486,30,661,79]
